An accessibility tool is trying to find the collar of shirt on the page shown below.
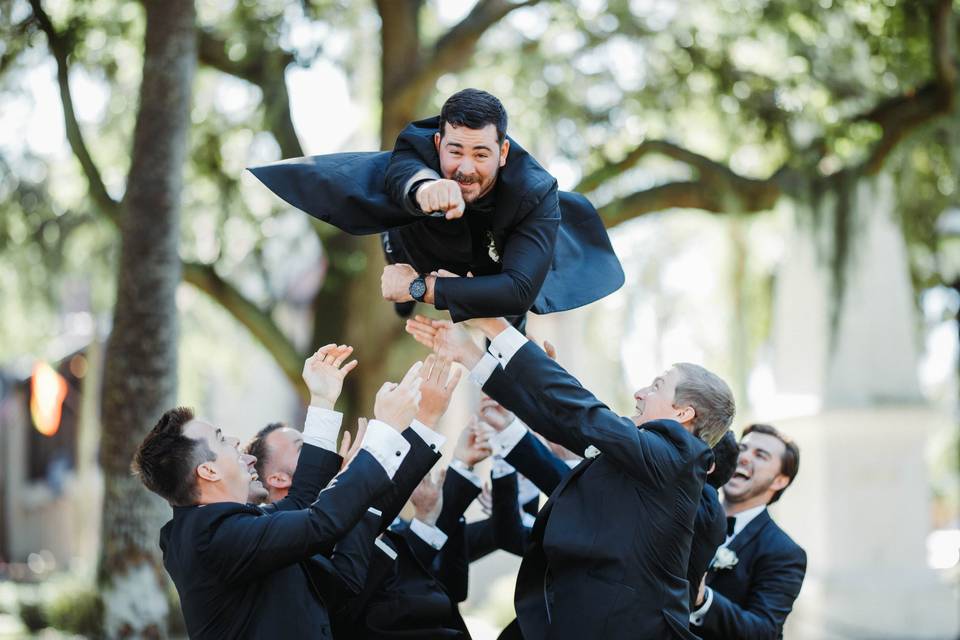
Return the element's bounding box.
[724,504,766,545]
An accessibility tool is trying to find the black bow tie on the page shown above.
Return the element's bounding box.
[726,516,737,537]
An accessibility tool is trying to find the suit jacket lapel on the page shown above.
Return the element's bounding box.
[530,456,596,542]
[727,509,771,555]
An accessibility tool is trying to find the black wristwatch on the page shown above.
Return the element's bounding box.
[409,274,427,302]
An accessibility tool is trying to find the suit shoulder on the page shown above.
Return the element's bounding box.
[763,516,807,561]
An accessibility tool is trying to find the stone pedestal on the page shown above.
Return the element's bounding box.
[769,175,959,638]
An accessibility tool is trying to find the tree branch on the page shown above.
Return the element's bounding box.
[29,0,121,223]
[388,0,540,117]
[197,29,303,157]
[181,262,306,398]
[859,0,956,174]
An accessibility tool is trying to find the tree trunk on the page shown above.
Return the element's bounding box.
[97,1,196,637]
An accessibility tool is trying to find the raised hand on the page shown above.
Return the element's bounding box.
[478,395,515,433]
[453,417,493,466]
[416,355,463,427]
[405,315,484,367]
[410,468,446,526]
[374,360,424,431]
[416,179,465,220]
[462,316,512,340]
[338,417,368,471]
[302,344,358,410]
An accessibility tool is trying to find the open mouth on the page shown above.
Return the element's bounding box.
[731,469,751,481]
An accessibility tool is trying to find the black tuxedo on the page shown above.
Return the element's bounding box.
[159,449,392,639]
[696,510,806,640]
[483,342,711,640]
[248,116,623,322]
[337,429,476,639]
[687,484,727,608]
[502,430,572,497]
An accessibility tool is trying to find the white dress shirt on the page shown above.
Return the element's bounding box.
[690,505,768,625]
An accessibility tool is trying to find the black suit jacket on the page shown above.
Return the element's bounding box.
[688,484,727,608]
[248,117,623,321]
[696,510,806,640]
[483,342,711,640]
[159,449,392,639]
[338,428,476,639]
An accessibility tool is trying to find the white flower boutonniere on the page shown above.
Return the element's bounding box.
[485,231,501,263]
[711,547,739,571]
[584,445,601,459]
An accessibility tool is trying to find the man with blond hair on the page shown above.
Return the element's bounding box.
[406,315,735,640]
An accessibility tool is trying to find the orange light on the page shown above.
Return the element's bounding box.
[30,361,68,437]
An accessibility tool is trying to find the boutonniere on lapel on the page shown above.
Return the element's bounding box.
[584,445,601,459]
[711,547,739,571]
[485,230,501,263]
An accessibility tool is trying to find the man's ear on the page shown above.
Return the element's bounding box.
[267,471,292,490]
[770,473,790,494]
[499,139,510,167]
[676,405,696,425]
[434,131,441,153]
[196,461,219,483]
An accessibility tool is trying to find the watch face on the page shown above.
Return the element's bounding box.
[410,277,427,301]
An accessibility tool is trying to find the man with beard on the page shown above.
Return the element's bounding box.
[249,88,623,326]
[690,424,806,640]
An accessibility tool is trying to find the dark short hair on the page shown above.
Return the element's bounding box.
[245,422,285,480]
[707,430,738,489]
[743,423,800,504]
[439,88,508,143]
[672,363,736,447]
[132,407,216,507]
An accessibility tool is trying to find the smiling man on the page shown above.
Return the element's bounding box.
[132,345,425,639]
[405,315,735,640]
[690,424,806,640]
[249,88,624,327]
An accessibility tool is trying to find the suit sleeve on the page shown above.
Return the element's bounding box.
[503,431,571,496]
[491,471,529,556]
[465,520,498,562]
[433,518,470,603]
[261,443,342,513]
[306,508,381,606]
[701,547,807,640]
[484,341,690,486]
[371,429,442,533]
[202,450,392,585]
[436,465,482,536]
[433,180,560,321]
[384,120,442,215]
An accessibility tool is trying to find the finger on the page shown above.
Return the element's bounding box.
[444,364,463,391]
[466,271,474,277]
[544,340,557,360]
[354,418,368,449]
[340,359,359,376]
[399,361,424,387]
[377,381,397,396]
[436,269,459,278]
[333,345,354,367]
[423,354,437,382]
[434,357,450,386]
[338,431,352,458]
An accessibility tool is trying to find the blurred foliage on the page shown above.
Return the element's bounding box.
[0,0,956,391]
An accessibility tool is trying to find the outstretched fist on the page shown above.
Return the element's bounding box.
[416,179,466,220]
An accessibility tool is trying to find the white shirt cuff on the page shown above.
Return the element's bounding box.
[690,587,713,625]
[487,325,528,369]
[302,406,343,453]
[374,535,397,560]
[449,459,483,488]
[521,511,537,528]
[410,518,448,550]
[361,419,411,479]
[469,352,500,387]
[408,419,447,452]
[492,418,528,457]
[491,456,516,479]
